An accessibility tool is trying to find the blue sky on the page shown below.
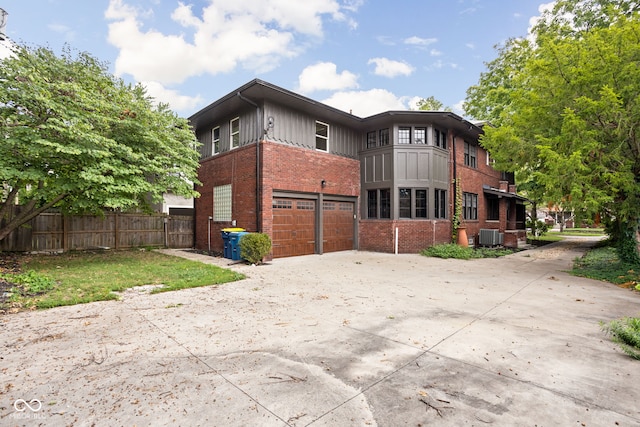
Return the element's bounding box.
[0,0,552,118]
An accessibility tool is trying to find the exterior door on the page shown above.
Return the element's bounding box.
[322,201,354,253]
[272,198,316,258]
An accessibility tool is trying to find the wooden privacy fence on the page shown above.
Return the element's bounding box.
[0,210,194,252]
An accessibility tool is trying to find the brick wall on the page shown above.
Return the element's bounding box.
[360,220,452,253]
[196,141,360,254]
[194,145,258,253]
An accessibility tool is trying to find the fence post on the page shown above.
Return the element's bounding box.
[114,211,119,250]
[63,215,69,252]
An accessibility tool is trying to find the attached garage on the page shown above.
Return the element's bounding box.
[322,201,355,253]
[271,196,356,258]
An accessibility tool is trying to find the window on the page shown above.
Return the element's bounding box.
[367,189,391,219]
[230,117,240,149]
[380,189,391,218]
[463,192,478,220]
[464,141,477,168]
[434,128,447,149]
[213,184,232,221]
[367,131,377,149]
[399,188,411,218]
[212,126,220,155]
[416,189,427,218]
[414,127,426,144]
[487,198,500,220]
[379,128,390,146]
[316,121,329,151]
[434,189,447,219]
[399,188,428,219]
[367,190,378,218]
[398,127,411,144]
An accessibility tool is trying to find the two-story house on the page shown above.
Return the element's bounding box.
[189,79,526,258]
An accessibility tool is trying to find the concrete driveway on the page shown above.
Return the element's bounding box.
[1,237,639,426]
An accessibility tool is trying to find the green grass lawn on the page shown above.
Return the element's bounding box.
[1,250,244,310]
[571,246,639,286]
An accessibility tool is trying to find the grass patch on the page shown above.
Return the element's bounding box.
[528,233,563,246]
[3,250,244,310]
[549,228,606,237]
[571,246,639,286]
[421,243,514,260]
[602,317,640,360]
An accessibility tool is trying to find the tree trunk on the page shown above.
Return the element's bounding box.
[530,202,538,236]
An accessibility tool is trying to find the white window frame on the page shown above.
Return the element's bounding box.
[230,117,240,149]
[212,126,220,155]
[315,121,329,152]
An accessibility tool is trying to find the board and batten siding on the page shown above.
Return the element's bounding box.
[197,108,260,159]
[264,102,359,159]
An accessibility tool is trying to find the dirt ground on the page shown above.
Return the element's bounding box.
[1,238,639,426]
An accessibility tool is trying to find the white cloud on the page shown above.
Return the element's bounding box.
[452,100,466,117]
[322,88,410,117]
[527,2,557,41]
[465,43,475,49]
[104,0,359,85]
[368,57,414,78]
[430,49,442,56]
[298,62,359,93]
[404,36,437,46]
[48,23,76,41]
[142,81,204,112]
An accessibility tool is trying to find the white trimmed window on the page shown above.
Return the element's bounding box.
[213,184,232,221]
[212,126,220,155]
[315,121,329,152]
[230,117,240,149]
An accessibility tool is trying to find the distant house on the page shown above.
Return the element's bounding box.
[189,79,526,258]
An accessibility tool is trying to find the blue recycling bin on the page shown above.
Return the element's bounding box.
[221,228,245,259]
[229,231,248,261]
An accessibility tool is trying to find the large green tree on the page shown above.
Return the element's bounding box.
[0,44,200,243]
[465,0,640,263]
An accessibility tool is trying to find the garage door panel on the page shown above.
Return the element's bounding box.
[323,201,354,253]
[272,198,315,258]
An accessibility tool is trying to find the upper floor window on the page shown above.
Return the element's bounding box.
[464,141,477,168]
[212,126,220,155]
[434,128,447,149]
[316,121,329,151]
[379,128,390,146]
[463,192,478,220]
[414,127,426,144]
[434,188,447,219]
[230,117,240,149]
[367,131,377,149]
[398,127,411,144]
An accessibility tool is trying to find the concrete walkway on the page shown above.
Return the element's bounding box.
[1,237,639,426]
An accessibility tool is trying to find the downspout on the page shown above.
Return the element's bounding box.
[237,92,262,232]
[452,135,458,240]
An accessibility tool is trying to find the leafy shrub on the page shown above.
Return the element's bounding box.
[526,218,550,237]
[239,233,272,264]
[6,270,56,294]
[420,243,513,260]
[602,317,640,360]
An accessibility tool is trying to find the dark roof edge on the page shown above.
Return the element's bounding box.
[189,79,365,123]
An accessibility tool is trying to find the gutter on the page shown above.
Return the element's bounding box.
[237,91,262,232]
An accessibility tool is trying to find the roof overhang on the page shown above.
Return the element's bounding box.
[483,185,529,203]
